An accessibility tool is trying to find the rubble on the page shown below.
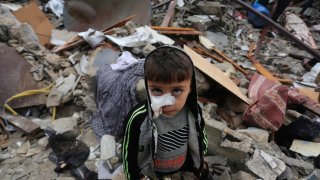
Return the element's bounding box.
[1,0,320,179]
[246,149,286,180]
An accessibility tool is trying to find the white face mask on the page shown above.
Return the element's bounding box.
[149,92,175,118]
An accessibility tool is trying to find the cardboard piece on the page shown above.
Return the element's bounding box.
[184,45,250,104]
[13,1,53,46]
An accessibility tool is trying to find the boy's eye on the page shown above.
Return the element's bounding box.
[171,88,182,96]
[151,88,163,96]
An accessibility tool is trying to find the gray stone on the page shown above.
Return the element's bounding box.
[142,44,156,57]
[73,89,83,96]
[81,95,97,112]
[224,95,248,113]
[220,128,253,154]
[31,118,51,129]
[135,79,147,102]
[205,118,251,160]
[231,171,256,180]
[45,53,64,68]
[10,23,40,49]
[38,137,49,150]
[132,47,142,55]
[204,31,229,49]
[16,46,24,53]
[0,6,20,42]
[16,141,31,155]
[303,169,320,180]
[237,127,269,145]
[100,134,116,160]
[239,78,250,89]
[202,103,219,121]
[46,87,63,107]
[26,147,42,157]
[63,67,77,77]
[246,149,286,180]
[49,117,78,135]
[239,87,248,96]
[114,28,129,36]
[124,21,137,33]
[197,1,225,16]
[278,166,295,180]
[195,69,210,95]
[79,129,99,147]
[60,61,71,68]
[25,55,36,62]
[56,177,75,180]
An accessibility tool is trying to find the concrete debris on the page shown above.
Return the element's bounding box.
[237,127,269,145]
[246,149,286,180]
[1,0,320,179]
[16,141,31,155]
[100,134,116,160]
[48,116,78,135]
[285,12,318,49]
[290,139,320,157]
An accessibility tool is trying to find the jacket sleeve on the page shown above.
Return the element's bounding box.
[198,104,208,155]
[122,103,147,180]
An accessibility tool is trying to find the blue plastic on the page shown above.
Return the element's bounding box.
[247,2,270,28]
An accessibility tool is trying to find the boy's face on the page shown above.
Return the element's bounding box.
[147,78,192,117]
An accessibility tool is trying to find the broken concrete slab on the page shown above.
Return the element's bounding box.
[231,171,256,180]
[16,141,31,154]
[204,31,229,50]
[100,134,116,160]
[246,149,286,180]
[197,1,225,16]
[49,117,78,135]
[290,139,320,157]
[45,53,65,68]
[237,127,269,145]
[285,12,317,49]
[204,118,251,160]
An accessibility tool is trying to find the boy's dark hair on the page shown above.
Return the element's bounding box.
[144,47,193,83]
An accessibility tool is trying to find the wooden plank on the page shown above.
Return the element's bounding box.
[151,26,197,31]
[155,30,201,35]
[184,45,250,104]
[0,114,40,134]
[160,0,177,27]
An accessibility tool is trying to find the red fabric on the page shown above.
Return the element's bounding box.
[243,74,288,131]
[243,74,320,131]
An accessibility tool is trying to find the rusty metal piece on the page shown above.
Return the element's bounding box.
[0,43,46,110]
[152,26,202,35]
[235,0,320,61]
[63,0,151,32]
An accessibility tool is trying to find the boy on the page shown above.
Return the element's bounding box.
[122,46,208,179]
